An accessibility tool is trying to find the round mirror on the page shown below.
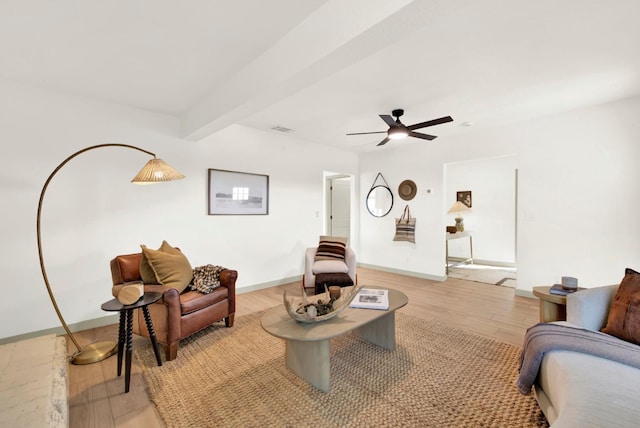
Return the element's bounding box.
[366,185,394,217]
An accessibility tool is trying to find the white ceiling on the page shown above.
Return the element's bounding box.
[2,0,639,152]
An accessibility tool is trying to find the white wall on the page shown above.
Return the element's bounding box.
[0,79,358,340]
[195,125,359,286]
[515,96,640,291]
[4,75,640,340]
[445,155,517,264]
[358,131,515,279]
[359,96,640,293]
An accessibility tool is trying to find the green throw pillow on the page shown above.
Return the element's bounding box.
[140,241,193,293]
[139,240,178,284]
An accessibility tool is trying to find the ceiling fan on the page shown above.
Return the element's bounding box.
[347,109,453,146]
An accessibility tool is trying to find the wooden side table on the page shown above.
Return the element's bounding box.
[532,286,567,322]
[101,292,163,393]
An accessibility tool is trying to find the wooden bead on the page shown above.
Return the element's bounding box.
[117,282,143,305]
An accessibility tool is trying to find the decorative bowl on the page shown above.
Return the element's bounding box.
[283,285,362,323]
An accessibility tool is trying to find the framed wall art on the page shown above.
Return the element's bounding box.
[208,169,269,215]
[457,190,472,208]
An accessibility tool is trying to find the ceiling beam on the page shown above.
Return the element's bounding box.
[180,0,446,141]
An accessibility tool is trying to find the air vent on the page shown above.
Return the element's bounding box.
[271,125,294,133]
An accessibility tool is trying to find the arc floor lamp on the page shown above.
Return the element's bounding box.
[37,143,184,365]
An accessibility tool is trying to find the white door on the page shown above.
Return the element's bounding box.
[328,177,351,238]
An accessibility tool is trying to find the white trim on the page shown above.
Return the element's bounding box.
[357,263,446,282]
[0,314,118,346]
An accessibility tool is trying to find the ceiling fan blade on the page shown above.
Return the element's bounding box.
[409,131,437,141]
[377,137,390,146]
[407,116,453,131]
[379,114,397,127]
[346,131,387,136]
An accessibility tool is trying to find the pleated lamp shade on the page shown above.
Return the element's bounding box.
[447,201,471,214]
[131,158,185,184]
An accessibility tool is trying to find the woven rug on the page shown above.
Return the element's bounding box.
[135,310,547,427]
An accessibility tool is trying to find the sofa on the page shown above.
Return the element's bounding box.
[534,284,640,427]
[110,252,237,361]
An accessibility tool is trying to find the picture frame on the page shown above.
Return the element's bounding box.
[208,169,269,215]
[457,190,472,208]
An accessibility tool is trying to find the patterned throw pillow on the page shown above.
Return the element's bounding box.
[190,264,227,294]
[314,236,348,261]
[601,268,640,345]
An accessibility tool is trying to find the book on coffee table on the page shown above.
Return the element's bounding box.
[349,288,389,310]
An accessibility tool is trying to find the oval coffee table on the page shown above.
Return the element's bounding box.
[261,286,408,392]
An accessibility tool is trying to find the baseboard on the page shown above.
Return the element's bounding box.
[357,263,446,282]
[515,289,535,299]
[235,265,448,293]
[2,278,300,345]
[447,257,516,268]
[11,267,530,345]
[0,314,119,346]
[236,275,301,294]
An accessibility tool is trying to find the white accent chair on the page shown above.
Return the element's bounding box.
[303,247,357,293]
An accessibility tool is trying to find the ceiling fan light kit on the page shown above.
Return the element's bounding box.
[347,108,453,147]
[388,126,408,139]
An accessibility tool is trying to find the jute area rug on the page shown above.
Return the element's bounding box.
[135,310,547,428]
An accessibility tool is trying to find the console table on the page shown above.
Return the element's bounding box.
[445,230,473,275]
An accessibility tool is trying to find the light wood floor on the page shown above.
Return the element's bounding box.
[66,267,539,428]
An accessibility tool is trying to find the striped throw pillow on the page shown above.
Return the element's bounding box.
[314,236,348,261]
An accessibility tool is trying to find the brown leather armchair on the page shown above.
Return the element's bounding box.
[110,253,237,361]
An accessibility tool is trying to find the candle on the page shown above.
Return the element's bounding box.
[329,286,341,301]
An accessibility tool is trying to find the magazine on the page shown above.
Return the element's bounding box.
[349,288,389,310]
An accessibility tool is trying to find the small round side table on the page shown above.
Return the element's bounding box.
[532,286,567,322]
[101,291,163,393]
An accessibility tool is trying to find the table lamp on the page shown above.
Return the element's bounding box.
[37,143,184,364]
[448,201,471,232]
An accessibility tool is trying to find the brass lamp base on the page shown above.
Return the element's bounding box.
[455,217,465,232]
[71,341,118,365]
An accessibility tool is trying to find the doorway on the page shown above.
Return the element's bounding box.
[444,156,517,286]
[325,175,351,239]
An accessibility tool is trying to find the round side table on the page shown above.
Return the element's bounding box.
[532,286,567,322]
[101,292,163,393]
